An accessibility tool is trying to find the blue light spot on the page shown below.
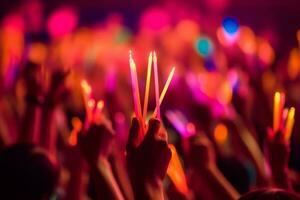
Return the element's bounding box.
[204,58,216,71]
[195,37,213,57]
[222,17,239,35]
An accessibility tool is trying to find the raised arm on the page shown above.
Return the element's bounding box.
[188,134,240,200]
[19,62,43,144]
[79,123,125,200]
[39,69,69,153]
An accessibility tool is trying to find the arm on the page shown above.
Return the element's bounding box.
[78,122,125,200]
[39,103,57,153]
[89,157,124,200]
[19,62,43,144]
[39,70,69,153]
[188,134,240,200]
[64,148,88,200]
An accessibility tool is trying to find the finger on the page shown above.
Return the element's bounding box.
[274,129,283,142]
[127,117,141,149]
[146,118,161,139]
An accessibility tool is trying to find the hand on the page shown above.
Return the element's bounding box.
[23,61,44,99]
[265,128,290,173]
[78,118,115,165]
[126,118,171,199]
[44,69,70,107]
[188,134,216,171]
[265,127,292,189]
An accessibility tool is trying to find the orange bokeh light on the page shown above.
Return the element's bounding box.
[214,123,228,143]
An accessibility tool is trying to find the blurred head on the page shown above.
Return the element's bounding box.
[0,144,59,200]
[239,188,300,200]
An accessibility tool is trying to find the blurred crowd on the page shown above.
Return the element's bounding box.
[1,0,300,199]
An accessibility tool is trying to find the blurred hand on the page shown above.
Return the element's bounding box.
[23,61,44,98]
[265,128,290,173]
[126,118,171,192]
[78,118,115,165]
[45,69,70,107]
[188,134,216,171]
[264,127,292,190]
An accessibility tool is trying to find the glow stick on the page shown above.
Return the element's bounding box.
[153,51,160,118]
[129,51,142,119]
[153,67,176,117]
[80,79,92,111]
[284,107,295,141]
[167,144,189,194]
[143,51,153,121]
[94,100,105,124]
[273,92,281,132]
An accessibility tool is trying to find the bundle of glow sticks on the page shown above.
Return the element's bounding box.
[79,80,105,130]
[273,91,295,141]
[67,80,106,146]
[129,51,175,128]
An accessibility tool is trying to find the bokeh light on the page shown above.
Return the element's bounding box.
[195,37,214,57]
[214,123,228,143]
[222,17,239,35]
[47,7,78,38]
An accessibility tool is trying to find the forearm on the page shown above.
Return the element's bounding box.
[39,106,57,153]
[109,153,134,200]
[271,167,292,190]
[65,154,88,200]
[198,166,240,200]
[19,103,41,144]
[90,158,124,200]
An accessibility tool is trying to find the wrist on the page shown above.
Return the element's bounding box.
[132,177,164,200]
[271,168,291,189]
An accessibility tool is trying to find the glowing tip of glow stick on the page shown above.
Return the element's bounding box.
[171,66,176,74]
[153,51,157,62]
[97,100,104,110]
[289,107,296,118]
[88,99,95,109]
[81,79,92,94]
[129,50,133,59]
[275,91,280,98]
[129,50,135,66]
[148,51,153,60]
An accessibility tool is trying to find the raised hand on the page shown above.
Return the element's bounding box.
[39,68,70,152]
[188,134,216,170]
[19,62,44,143]
[126,117,171,200]
[44,69,71,107]
[265,128,292,190]
[23,61,44,99]
[188,134,239,200]
[78,120,115,165]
